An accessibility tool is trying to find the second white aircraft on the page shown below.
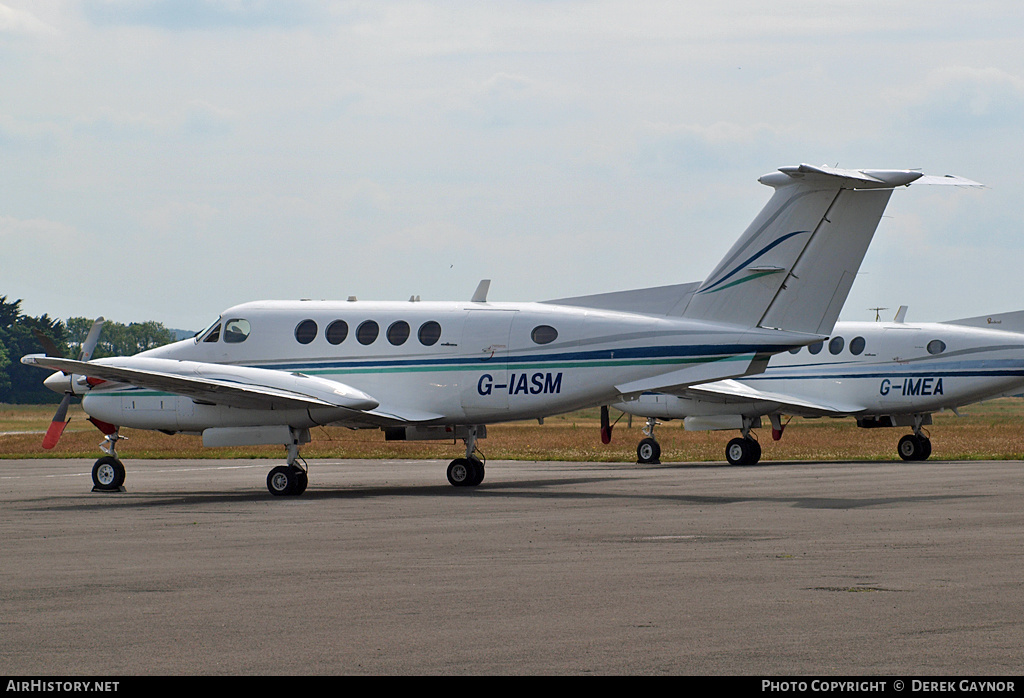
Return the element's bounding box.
[612,308,1024,465]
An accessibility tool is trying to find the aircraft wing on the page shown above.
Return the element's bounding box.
[22,354,380,413]
[687,379,868,416]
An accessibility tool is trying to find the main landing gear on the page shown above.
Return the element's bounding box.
[635,415,763,466]
[725,415,762,466]
[897,418,932,461]
[725,436,761,466]
[266,432,310,496]
[898,434,931,461]
[447,426,486,487]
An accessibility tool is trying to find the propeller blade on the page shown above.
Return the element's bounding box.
[42,393,72,449]
[79,317,105,361]
[32,329,63,358]
[34,317,104,450]
[600,405,613,444]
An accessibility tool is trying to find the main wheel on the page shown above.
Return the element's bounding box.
[749,439,762,465]
[447,458,472,487]
[918,436,932,460]
[637,437,661,464]
[267,465,300,496]
[898,434,930,461]
[467,457,485,486]
[292,468,309,495]
[448,458,485,487]
[92,456,125,491]
[725,437,759,466]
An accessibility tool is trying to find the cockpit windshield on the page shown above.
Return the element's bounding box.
[195,318,222,343]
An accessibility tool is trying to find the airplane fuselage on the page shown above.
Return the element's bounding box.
[75,299,813,433]
[619,320,1024,421]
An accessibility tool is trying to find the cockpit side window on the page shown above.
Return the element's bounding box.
[223,319,251,344]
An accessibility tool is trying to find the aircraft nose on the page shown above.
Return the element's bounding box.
[43,371,71,394]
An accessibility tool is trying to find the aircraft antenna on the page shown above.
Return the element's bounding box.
[869,307,889,322]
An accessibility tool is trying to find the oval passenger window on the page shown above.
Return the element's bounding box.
[418,321,442,346]
[357,320,379,345]
[295,319,317,345]
[326,320,349,345]
[531,325,558,345]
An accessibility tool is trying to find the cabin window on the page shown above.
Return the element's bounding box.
[927,339,946,355]
[326,320,349,345]
[357,320,379,345]
[849,336,866,355]
[223,319,251,344]
[789,347,801,355]
[531,325,558,345]
[387,321,410,346]
[202,323,221,343]
[295,319,318,345]
[828,336,844,355]
[418,321,442,346]
[808,340,823,355]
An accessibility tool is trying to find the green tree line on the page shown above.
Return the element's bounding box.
[1,295,176,404]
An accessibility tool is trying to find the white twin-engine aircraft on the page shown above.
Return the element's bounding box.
[610,308,1024,466]
[22,164,980,495]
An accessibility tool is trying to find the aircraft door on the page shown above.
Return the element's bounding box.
[460,309,516,414]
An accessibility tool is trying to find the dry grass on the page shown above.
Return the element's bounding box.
[3,399,1024,463]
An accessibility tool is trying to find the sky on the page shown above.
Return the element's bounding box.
[1,1,1022,331]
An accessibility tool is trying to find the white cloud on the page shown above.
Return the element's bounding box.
[0,3,58,36]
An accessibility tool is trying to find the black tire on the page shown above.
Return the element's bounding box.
[267,465,297,496]
[292,468,309,495]
[637,437,661,464]
[467,457,485,486]
[447,458,473,487]
[749,439,762,465]
[898,434,930,461]
[725,437,758,466]
[92,456,125,491]
[901,431,925,458]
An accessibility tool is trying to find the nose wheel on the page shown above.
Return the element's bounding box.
[637,437,661,464]
[636,417,662,464]
[92,455,126,492]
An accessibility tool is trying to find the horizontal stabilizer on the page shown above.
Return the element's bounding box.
[679,164,982,336]
[545,282,700,316]
[615,353,762,396]
[946,309,1024,334]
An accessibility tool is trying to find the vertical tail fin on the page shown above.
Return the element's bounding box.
[680,165,978,335]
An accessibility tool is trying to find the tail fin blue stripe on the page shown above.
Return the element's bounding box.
[697,230,810,294]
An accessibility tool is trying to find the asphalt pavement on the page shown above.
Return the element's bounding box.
[1,456,1021,676]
